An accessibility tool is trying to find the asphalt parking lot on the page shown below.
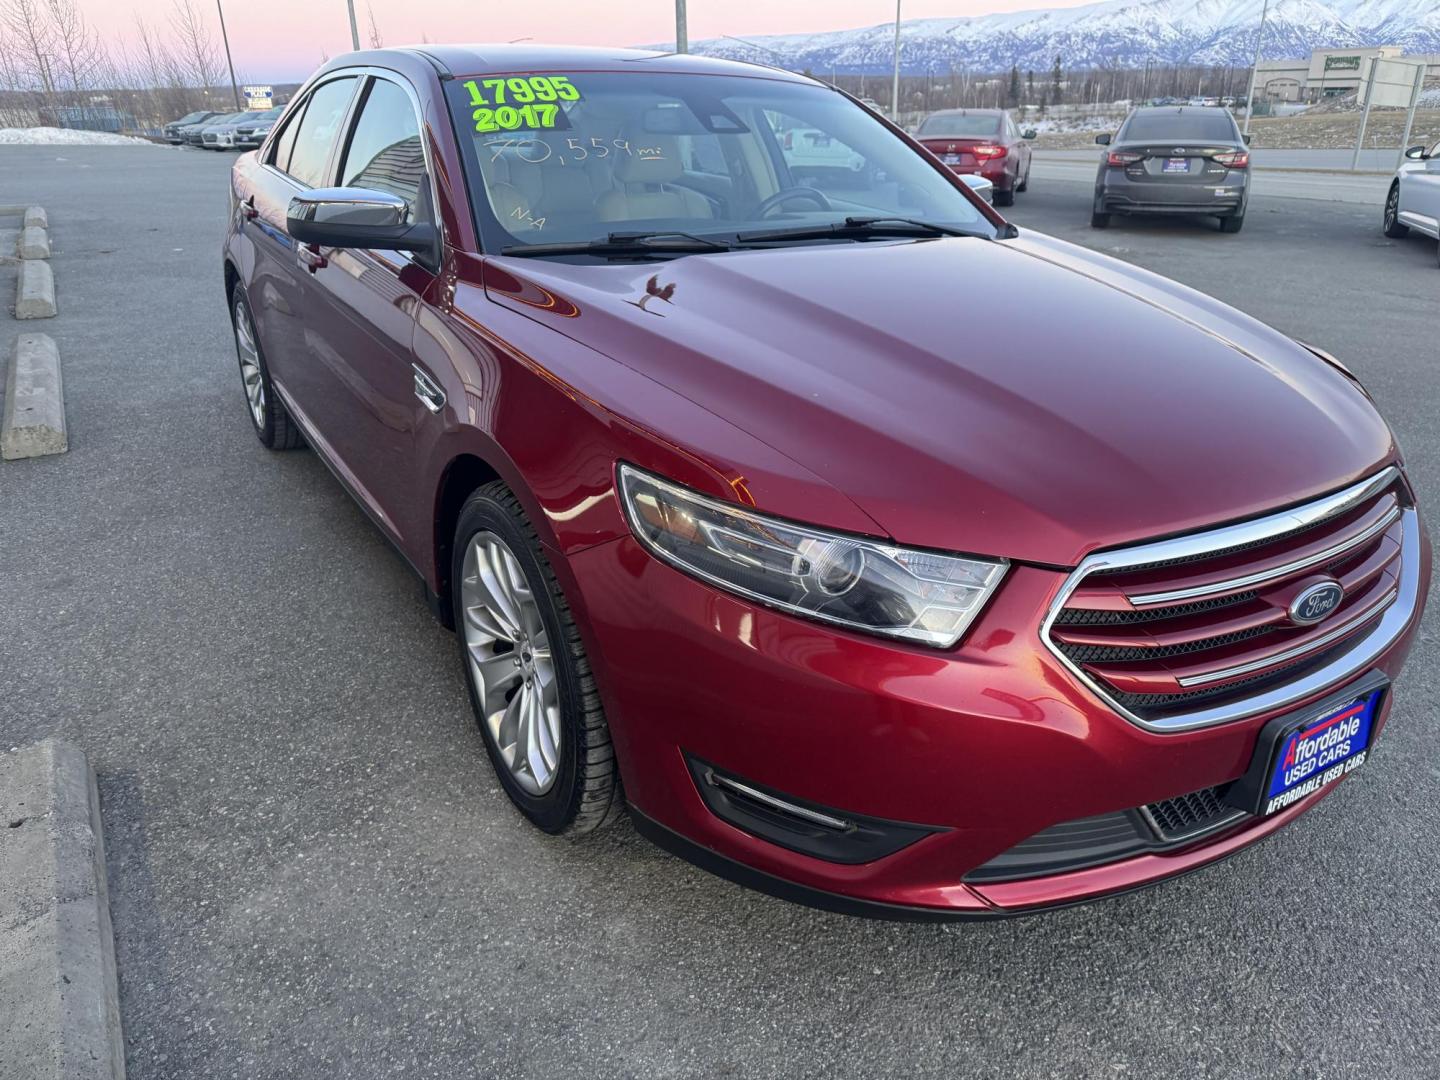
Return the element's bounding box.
[2,144,1438,1080]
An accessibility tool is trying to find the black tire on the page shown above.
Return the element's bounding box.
[451,482,622,836]
[1219,212,1245,233]
[1383,184,1409,238]
[1090,210,1110,229]
[230,289,303,450]
[994,186,1015,207]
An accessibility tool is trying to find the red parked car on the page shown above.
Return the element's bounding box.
[223,46,1428,919]
[915,108,1035,206]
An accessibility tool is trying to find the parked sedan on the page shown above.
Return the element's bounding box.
[164,110,219,144]
[1383,137,1440,267]
[233,106,285,149]
[202,112,259,150]
[224,47,1427,920]
[915,108,1034,206]
[1093,106,1251,231]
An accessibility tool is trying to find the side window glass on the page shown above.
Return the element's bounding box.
[339,78,426,223]
[269,104,304,172]
[286,76,358,188]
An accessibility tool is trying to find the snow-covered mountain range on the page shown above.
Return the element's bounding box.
[671,0,1440,74]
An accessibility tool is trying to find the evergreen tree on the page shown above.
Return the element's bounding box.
[1008,64,1021,107]
[1051,55,1063,104]
[1026,70,1035,102]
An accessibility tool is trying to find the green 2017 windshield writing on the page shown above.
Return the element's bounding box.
[463,76,580,131]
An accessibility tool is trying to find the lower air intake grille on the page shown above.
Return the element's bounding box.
[965,784,1250,884]
[1144,786,1244,842]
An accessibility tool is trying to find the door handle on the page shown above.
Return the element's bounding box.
[297,243,328,273]
[412,365,446,413]
[240,195,258,220]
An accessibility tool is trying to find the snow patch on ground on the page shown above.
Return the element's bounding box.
[0,126,157,146]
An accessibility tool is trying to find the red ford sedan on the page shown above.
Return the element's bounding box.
[223,46,1428,919]
[914,108,1035,206]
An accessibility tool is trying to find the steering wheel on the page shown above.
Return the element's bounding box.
[754,187,833,218]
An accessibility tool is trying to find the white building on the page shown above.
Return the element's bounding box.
[1254,47,1440,102]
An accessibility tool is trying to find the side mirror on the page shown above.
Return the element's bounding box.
[1022,129,1037,140]
[287,187,437,254]
[1243,133,1252,145]
[958,173,994,204]
[1095,133,1111,146]
[1404,145,1428,160]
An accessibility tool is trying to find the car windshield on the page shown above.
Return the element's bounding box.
[918,113,1002,137]
[1120,111,1238,142]
[445,70,994,256]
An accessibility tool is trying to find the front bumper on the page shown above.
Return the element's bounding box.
[1097,168,1248,215]
[565,514,1428,918]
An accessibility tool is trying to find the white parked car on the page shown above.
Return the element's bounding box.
[780,127,866,173]
[1383,138,1440,267]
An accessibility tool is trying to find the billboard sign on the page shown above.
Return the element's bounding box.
[1357,60,1424,109]
[243,84,274,109]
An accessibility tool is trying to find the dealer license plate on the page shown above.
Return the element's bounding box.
[1163,157,1190,174]
[942,153,962,164]
[1261,689,1381,816]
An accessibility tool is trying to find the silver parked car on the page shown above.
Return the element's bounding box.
[1383,138,1440,267]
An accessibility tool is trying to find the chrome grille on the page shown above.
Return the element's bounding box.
[1042,468,1419,732]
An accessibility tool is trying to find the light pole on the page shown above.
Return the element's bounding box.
[675,0,687,53]
[890,0,902,122]
[346,0,360,51]
[215,0,241,110]
[1242,0,1269,136]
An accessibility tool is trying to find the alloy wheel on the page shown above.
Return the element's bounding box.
[1385,187,1398,231]
[233,299,266,428]
[460,530,561,795]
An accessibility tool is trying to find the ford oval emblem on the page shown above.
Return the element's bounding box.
[1289,581,1344,626]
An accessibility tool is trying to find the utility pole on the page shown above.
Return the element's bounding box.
[216,0,241,110]
[891,0,902,122]
[675,0,687,53]
[346,0,361,51]
[1242,0,1269,136]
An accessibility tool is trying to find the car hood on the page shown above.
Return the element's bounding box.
[484,234,1394,566]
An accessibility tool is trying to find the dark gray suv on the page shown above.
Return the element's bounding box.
[1092,106,1251,232]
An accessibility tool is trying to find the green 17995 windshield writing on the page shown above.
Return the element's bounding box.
[463,76,581,131]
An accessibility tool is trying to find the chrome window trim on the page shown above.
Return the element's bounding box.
[1127,502,1401,606]
[1040,466,1418,733]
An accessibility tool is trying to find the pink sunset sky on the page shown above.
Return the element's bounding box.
[81,1,1096,82]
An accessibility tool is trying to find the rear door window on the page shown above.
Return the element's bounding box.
[285,76,359,187]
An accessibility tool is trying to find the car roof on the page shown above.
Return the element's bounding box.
[318,43,815,84]
[925,108,1005,117]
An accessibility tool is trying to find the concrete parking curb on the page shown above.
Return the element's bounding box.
[0,740,127,1080]
[19,225,51,260]
[17,259,57,319]
[24,206,48,229]
[3,333,67,460]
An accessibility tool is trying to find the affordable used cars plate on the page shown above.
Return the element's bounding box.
[1163,157,1190,173]
[1261,690,1379,814]
[1224,675,1387,819]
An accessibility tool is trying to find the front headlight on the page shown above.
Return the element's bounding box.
[618,463,1007,648]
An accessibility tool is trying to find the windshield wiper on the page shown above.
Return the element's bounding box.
[736,216,984,245]
[501,231,736,259]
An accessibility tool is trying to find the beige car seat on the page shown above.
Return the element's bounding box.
[595,136,713,222]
